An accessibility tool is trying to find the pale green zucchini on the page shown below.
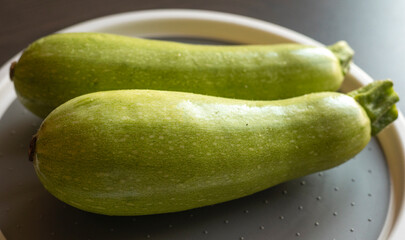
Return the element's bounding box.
[11,32,353,117]
[30,80,398,216]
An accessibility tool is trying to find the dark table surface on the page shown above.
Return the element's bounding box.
[1,0,404,112]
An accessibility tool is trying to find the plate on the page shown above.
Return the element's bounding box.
[0,9,404,240]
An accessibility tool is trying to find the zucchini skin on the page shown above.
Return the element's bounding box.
[33,90,370,216]
[13,32,347,118]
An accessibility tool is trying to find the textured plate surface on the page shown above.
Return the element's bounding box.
[0,100,390,240]
[0,9,394,240]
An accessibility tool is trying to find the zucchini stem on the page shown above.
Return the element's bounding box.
[328,41,354,76]
[348,80,399,135]
[10,61,17,81]
[29,135,37,162]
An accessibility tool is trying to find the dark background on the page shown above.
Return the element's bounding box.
[1,0,404,111]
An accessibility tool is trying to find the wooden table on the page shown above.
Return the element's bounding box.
[1,0,404,111]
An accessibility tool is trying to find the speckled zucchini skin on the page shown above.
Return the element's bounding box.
[12,32,351,118]
[33,90,371,216]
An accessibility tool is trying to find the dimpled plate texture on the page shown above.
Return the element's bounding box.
[0,39,390,240]
[0,98,390,240]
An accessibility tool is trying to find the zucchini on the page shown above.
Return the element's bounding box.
[11,32,353,118]
[30,80,398,216]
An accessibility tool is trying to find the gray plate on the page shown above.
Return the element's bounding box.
[0,78,390,240]
[0,37,391,240]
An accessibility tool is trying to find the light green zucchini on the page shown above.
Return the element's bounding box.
[30,80,398,216]
[11,32,353,118]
